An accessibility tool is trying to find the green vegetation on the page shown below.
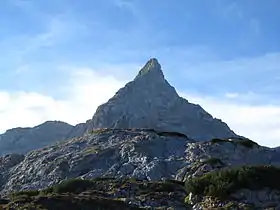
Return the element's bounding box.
[210,138,258,149]
[92,177,116,181]
[10,190,40,198]
[155,131,188,138]
[185,165,280,199]
[201,158,224,166]
[90,128,111,134]
[184,194,192,205]
[5,177,186,209]
[219,202,254,210]
[165,179,185,186]
[211,138,229,144]
[7,195,140,210]
[43,179,95,194]
[89,128,189,139]
[233,139,259,148]
[139,180,185,195]
[83,146,99,155]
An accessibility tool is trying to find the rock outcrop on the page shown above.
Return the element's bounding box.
[0,121,74,156]
[86,58,237,141]
[0,129,279,209]
[1,129,193,194]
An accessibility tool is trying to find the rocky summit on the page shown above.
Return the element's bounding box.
[87,58,237,141]
[0,59,280,209]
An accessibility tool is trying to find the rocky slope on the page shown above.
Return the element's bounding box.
[86,58,237,141]
[0,121,74,156]
[0,129,279,209]
[0,129,194,194]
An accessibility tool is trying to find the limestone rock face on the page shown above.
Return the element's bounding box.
[1,129,193,194]
[0,121,73,156]
[0,129,279,197]
[87,58,237,141]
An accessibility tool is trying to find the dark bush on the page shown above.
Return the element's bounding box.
[45,179,95,194]
[185,165,280,199]
[202,158,224,166]
[233,139,258,148]
[210,138,258,149]
[11,190,39,198]
[211,138,228,144]
[156,131,188,138]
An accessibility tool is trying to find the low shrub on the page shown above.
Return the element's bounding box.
[210,138,258,149]
[156,131,188,138]
[185,165,280,199]
[43,179,95,194]
[11,190,39,198]
[201,158,224,166]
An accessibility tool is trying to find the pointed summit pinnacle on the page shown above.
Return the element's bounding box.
[135,58,164,80]
[87,58,238,141]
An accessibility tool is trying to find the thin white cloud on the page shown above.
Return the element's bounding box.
[249,18,261,35]
[218,1,244,20]
[0,68,126,133]
[180,92,280,148]
[0,8,89,74]
[14,64,30,75]
[20,15,88,55]
[225,93,239,98]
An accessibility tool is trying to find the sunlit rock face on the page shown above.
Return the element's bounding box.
[87,58,237,141]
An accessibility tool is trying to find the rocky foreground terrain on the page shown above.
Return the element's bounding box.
[0,129,280,209]
[0,59,280,209]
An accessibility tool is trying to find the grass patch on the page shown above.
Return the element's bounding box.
[43,179,95,194]
[83,146,99,155]
[89,129,110,134]
[10,190,39,198]
[233,139,258,148]
[185,165,280,200]
[201,158,224,166]
[211,138,229,144]
[210,138,258,149]
[93,177,116,181]
[139,180,186,194]
[155,131,188,138]
[7,177,184,209]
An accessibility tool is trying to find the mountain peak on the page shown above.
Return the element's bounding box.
[135,58,164,80]
[87,59,237,141]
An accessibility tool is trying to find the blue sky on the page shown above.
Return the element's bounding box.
[0,0,280,147]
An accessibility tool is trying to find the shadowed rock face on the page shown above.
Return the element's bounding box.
[0,121,74,156]
[86,58,237,141]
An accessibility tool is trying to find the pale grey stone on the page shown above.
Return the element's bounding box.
[86,58,238,141]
